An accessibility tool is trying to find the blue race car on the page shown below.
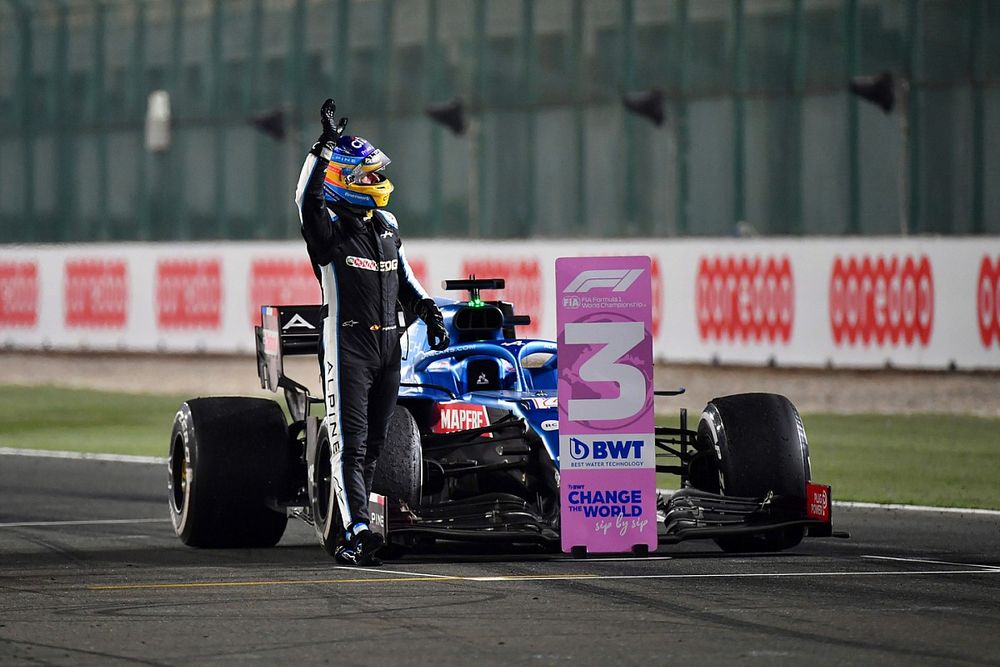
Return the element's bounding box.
[168,278,839,556]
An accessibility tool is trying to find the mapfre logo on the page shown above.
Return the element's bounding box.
[977,255,1000,347]
[433,403,492,438]
[829,255,933,347]
[460,258,541,336]
[695,256,793,343]
[64,259,128,328]
[156,258,222,330]
[0,261,39,327]
[248,259,321,326]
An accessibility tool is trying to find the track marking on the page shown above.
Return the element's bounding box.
[90,576,467,591]
[335,565,453,579]
[0,518,170,529]
[549,555,674,562]
[0,447,166,465]
[89,568,1000,592]
[835,501,1000,516]
[863,555,1000,571]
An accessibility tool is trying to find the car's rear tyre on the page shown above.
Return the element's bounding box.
[372,405,423,506]
[309,424,344,556]
[169,397,289,548]
[695,393,811,553]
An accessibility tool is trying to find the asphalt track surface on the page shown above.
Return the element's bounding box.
[2,454,999,666]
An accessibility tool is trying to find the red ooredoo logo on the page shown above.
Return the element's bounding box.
[829,255,933,346]
[460,257,541,336]
[248,258,321,326]
[157,258,222,330]
[695,255,793,343]
[0,261,39,327]
[978,255,1000,347]
[64,259,128,328]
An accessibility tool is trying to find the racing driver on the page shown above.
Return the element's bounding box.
[294,99,449,565]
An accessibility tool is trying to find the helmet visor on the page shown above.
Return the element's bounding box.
[345,148,391,185]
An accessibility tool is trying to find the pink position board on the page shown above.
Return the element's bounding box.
[556,256,657,554]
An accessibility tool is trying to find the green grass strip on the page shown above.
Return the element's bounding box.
[2,385,997,509]
[0,385,191,457]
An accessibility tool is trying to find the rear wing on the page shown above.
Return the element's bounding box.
[255,304,323,394]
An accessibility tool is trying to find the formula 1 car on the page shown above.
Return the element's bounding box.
[168,278,838,556]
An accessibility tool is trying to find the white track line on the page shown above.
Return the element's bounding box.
[463,569,1000,583]
[0,518,170,529]
[0,447,166,465]
[863,555,1000,571]
[549,555,674,562]
[835,500,1000,516]
[335,565,453,579]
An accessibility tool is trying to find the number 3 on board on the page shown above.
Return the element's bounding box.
[565,321,646,422]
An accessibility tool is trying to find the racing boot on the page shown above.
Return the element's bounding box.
[334,524,385,566]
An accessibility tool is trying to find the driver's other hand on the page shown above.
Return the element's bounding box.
[416,298,450,352]
[427,324,450,352]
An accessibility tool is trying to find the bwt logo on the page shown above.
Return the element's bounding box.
[565,269,644,294]
[569,437,645,460]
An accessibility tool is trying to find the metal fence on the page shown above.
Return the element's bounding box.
[1,0,997,243]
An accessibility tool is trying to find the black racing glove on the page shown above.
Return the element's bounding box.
[318,98,349,146]
[416,298,449,351]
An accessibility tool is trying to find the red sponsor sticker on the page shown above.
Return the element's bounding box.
[156,258,222,330]
[64,259,128,328]
[695,255,794,343]
[0,261,39,327]
[433,402,492,437]
[829,255,933,347]
[248,259,321,326]
[460,257,542,336]
[805,482,831,522]
[977,256,1000,348]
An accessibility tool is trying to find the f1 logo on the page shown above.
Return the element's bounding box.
[564,269,644,294]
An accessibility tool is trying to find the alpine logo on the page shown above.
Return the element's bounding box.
[346,256,398,272]
[282,313,316,330]
[476,372,489,385]
[564,269,644,294]
[433,403,492,438]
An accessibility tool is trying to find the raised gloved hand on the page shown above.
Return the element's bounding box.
[319,98,349,145]
[416,298,449,351]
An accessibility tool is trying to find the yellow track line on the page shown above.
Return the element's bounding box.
[89,573,599,591]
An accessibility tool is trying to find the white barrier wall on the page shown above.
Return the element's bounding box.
[2,238,999,369]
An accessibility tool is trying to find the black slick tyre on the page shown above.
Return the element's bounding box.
[372,405,423,505]
[169,397,289,548]
[308,424,343,557]
[696,393,811,553]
